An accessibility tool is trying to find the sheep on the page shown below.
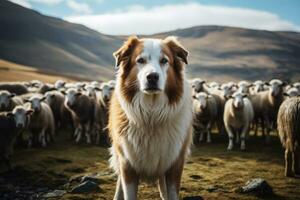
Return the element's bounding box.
[250,79,286,143]
[64,88,94,144]
[237,81,252,94]
[292,82,300,92]
[45,90,72,130]
[84,85,105,144]
[0,82,29,95]
[0,90,23,112]
[208,83,233,135]
[224,92,254,150]
[192,92,218,143]
[37,83,56,94]
[0,107,33,170]
[54,80,66,90]
[26,95,55,147]
[277,97,300,177]
[190,78,210,95]
[284,87,300,98]
[208,81,220,89]
[250,80,266,95]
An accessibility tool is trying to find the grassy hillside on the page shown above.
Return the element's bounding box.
[0,59,76,82]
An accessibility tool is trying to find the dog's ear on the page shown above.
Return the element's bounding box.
[163,36,188,65]
[113,36,140,70]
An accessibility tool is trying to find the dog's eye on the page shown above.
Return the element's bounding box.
[137,57,146,64]
[160,57,168,65]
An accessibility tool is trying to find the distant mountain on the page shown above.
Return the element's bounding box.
[0,0,122,81]
[153,26,300,81]
[1,0,300,82]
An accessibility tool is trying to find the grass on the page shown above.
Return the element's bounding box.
[1,130,300,200]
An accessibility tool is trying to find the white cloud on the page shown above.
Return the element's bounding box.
[29,0,63,6]
[9,0,32,8]
[65,2,300,35]
[66,0,92,14]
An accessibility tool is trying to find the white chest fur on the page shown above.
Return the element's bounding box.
[114,80,193,178]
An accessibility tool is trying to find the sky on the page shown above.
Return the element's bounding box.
[9,0,300,35]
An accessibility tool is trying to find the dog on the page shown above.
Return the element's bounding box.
[108,36,193,200]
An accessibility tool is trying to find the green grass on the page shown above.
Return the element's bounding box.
[1,130,300,200]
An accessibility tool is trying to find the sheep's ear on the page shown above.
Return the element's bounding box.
[200,80,206,84]
[9,93,16,98]
[40,96,46,102]
[283,92,289,97]
[113,36,140,70]
[75,92,82,97]
[192,95,197,99]
[109,87,114,91]
[6,112,14,118]
[94,87,102,91]
[207,95,213,98]
[163,36,188,65]
[26,109,34,115]
[60,89,66,95]
[24,99,30,103]
[281,81,288,86]
[242,94,248,98]
[228,95,233,99]
[265,82,270,86]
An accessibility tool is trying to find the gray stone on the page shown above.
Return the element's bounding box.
[239,178,273,196]
[70,181,100,194]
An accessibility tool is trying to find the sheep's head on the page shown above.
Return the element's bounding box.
[191,78,205,93]
[0,90,15,111]
[253,80,265,93]
[193,92,211,110]
[230,92,247,109]
[7,106,33,129]
[27,96,46,113]
[267,79,286,97]
[64,88,82,108]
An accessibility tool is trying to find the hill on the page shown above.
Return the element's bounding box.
[1,0,300,82]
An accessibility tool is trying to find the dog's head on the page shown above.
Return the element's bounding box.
[114,36,188,104]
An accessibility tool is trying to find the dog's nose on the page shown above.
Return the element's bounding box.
[146,72,159,83]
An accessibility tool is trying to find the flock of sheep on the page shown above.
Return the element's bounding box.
[0,80,115,170]
[191,78,300,177]
[0,78,300,177]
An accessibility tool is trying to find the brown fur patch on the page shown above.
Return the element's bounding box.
[115,37,144,103]
[162,39,187,105]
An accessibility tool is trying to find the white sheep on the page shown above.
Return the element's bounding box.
[224,92,254,150]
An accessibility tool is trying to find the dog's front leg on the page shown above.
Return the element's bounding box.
[165,156,184,200]
[120,162,138,200]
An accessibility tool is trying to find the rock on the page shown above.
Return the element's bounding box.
[81,175,101,184]
[190,175,203,180]
[42,190,66,198]
[183,196,203,200]
[238,178,273,196]
[70,181,100,194]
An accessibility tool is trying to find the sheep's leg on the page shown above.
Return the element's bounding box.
[226,126,234,150]
[199,130,204,143]
[206,122,212,143]
[75,124,83,144]
[85,123,92,144]
[235,131,240,144]
[264,116,271,144]
[294,146,300,175]
[285,149,294,177]
[114,176,124,200]
[158,175,168,200]
[240,126,248,151]
[40,128,47,147]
